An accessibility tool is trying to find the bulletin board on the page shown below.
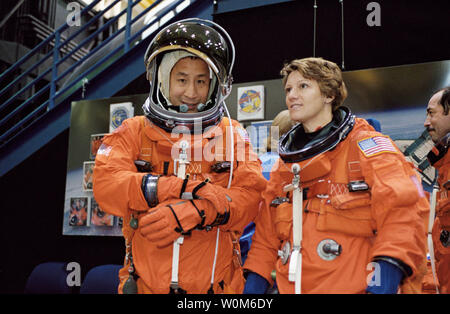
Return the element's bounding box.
[62,94,147,236]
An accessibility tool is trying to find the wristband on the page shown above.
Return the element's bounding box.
[142,174,159,207]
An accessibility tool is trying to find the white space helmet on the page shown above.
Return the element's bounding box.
[143,18,235,133]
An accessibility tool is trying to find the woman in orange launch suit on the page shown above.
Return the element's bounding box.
[243,57,429,294]
[93,19,265,294]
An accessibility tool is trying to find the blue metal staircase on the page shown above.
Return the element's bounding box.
[0,0,213,177]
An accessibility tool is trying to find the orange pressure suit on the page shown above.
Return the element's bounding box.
[429,136,450,293]
[93,115,266,294]
[244,117,429,293]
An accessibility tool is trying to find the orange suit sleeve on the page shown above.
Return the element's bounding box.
[218,120,267,233]
[93,118,149,217]
[357,134,428,277]
[243,159,285,285]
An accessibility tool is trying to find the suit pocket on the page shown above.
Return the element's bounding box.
[274,202,293,241]
[316,192,376,237]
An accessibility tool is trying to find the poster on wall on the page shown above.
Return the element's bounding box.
[237,85,264,121]
[109,102,134,132]
[247,120,273,156]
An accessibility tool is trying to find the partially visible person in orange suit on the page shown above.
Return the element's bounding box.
[93,19,265,294]
[243,57,429,294]
[423,86,450,294]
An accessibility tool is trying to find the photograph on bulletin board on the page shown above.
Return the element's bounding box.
[68,197,89,227]
[90,197,115,227]
[90,133,108,160]
[237,85,264,121]
[82,161,95,192]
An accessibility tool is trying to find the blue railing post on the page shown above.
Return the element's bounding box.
[49,31,60,110]
[124,0,133,53]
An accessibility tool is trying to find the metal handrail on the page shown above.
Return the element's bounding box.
[0,0,122,114]
[0,0,100,84]
[52,0,184,105]
[0,0,197,148]
[56,0,143,86]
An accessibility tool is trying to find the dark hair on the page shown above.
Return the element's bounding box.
[437,86,450,115]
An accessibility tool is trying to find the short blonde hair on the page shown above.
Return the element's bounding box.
[265,109,294,152]
[280,57,348,111]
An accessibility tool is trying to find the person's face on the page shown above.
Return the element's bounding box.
[424,91,450,143]
[169,57,211,113]
[284,71,334,133]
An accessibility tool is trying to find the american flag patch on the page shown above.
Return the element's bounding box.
[97,143,112,156]
[357,136,397,157]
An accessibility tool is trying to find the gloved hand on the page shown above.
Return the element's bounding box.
[143,175,230,215]
[365,260,404,294]
[139,198,219,248]
[243,272,269,294]
[186,180,230,215]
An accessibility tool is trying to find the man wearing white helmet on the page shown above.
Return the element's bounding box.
[93,19,266,294]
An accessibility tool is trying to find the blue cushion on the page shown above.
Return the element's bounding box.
[80,264,122,294]
[25,262,73,294]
